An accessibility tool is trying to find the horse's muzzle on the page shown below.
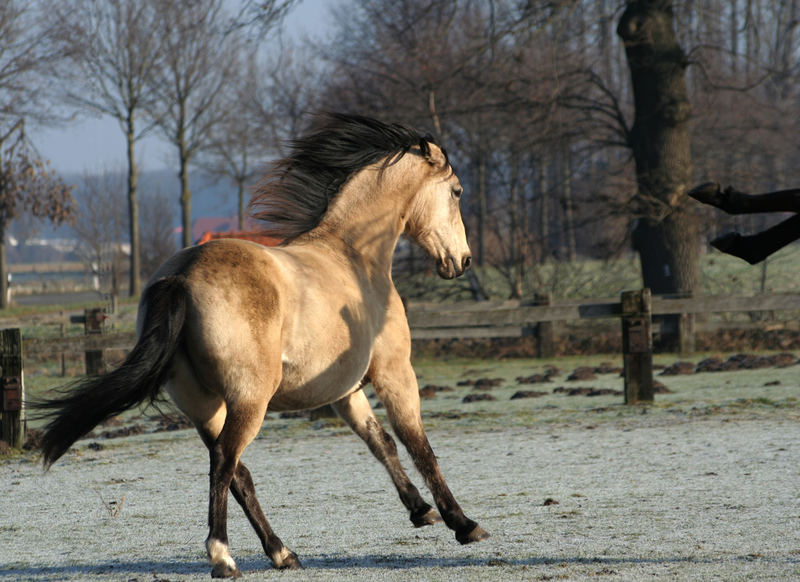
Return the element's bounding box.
[437,255,472,279]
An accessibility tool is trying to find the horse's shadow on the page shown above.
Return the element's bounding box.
[2,553,723,579]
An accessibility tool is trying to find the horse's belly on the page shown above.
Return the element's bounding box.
[267,350,369,412]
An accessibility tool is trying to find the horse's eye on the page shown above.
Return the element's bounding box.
[452,187,463,200]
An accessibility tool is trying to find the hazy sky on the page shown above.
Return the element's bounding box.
[32,0,333,175]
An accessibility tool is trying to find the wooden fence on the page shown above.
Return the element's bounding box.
[408,292,800,344]
[3,290,800,445]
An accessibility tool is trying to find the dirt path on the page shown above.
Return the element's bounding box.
[2,407,799,581]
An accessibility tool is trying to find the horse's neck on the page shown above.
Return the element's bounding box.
[301,165,414,276]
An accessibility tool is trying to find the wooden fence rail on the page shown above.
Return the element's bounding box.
[407,292,800,339]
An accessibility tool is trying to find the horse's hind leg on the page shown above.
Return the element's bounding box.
[197,413,301,576]
[229,462,301,570]
[205,406,264,578]
[332,389,442,527]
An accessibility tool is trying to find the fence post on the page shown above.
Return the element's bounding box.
[621,289,654,404]
[0,328,25,448]
[84,307,106,375]
[679,311,695,355]
[59,311,67,377]
[534,293,555,358]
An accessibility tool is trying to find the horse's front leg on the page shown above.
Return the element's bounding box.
[370,359,489,544]
[332,388,442,527]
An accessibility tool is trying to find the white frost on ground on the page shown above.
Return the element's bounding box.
[2,409,799,581]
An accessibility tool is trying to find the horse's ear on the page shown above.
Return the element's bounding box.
[422,142,448,170]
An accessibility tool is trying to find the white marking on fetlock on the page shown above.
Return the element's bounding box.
[207,538,238,572]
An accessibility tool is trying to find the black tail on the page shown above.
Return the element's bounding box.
[33,277,187,468]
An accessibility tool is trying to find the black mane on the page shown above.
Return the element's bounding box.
[248,113,443,243]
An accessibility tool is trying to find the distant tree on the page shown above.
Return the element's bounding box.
[139,188,176,279]
[198,52,268,231]
[53,0,165,297]
[0,1,75,307]
[234,0,297,34]
[71,170,128,298]
[0,2,64,121]
[248,44,323,156]
[0,124,75,307]
[148,0,273,248]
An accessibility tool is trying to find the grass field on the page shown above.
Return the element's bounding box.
[3,351,799,581]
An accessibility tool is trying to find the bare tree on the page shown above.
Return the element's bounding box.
[149,0,243,248]
[53,0,165,297]
[0,2,75,307]
[71,169,128,298]
[139,188,177,279]
[198,51,269,230]
[0,2,63,122]
[234,0,297,34]
[248,43,324,157]
[0,125,75,307]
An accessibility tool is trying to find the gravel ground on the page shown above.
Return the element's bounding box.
[2,402,799,581]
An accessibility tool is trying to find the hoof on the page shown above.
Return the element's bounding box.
[276,551,303,570]
[688,181,721,204]
[456,524,490,545]
[710,232,740,254]
[211,563,242,579]
[411,507,443,528]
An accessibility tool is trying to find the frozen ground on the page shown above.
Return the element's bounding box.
[2,357,800,581]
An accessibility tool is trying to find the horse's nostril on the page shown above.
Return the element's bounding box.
[462,255,472,270]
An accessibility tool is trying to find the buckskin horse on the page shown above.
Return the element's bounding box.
[35,113,488,578]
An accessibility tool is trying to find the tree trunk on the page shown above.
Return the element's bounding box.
[537,155,549,262]
[475,151,487,267]
[561,145,577,262]
[618,0,699,300]
[180,159,192,248]
[509,154,522,299]
[126,120,142,296]
[0,221,7,309]
[238,180,245,231]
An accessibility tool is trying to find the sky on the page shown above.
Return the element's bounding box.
[31,0,334,175]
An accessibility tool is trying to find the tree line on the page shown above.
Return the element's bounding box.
[1,0,797,308]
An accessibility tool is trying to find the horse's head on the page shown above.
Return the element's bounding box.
[405,143,471,279]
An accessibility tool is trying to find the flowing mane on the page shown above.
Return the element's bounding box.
[248,113,445,243]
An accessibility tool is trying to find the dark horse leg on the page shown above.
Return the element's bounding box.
[332,389,443,527]
[201,408,301,578]
[707,214,800,265]
[689,182,800,214]
[370,363,488,545]
[689,182,800,263]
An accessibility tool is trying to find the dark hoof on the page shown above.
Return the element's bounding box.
[710,232,740,253]
[276,551,303,570]
[456,524,490,545]
[688,181,721,204]
[211,563,242,578]
[411,507,443,528]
